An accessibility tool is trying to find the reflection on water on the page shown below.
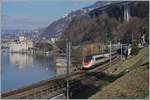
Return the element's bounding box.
[10,53,33,70]
[56,66,66,75]
[1,52,60,93]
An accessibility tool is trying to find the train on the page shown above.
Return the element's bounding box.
[82,52,117,69]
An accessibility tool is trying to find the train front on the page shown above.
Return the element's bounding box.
[82,55,93,69]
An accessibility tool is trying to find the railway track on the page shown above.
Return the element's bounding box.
[67,54,121,87]
[69,54,120,80]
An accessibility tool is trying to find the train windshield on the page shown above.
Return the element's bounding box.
[84,55,93,61]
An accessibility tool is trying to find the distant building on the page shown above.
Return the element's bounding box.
[19,36,26,42]
[141,34,146,44]
[55,56,67,67]
[1,39,14,48]
[1,42,9,48]
[9,36,33,52]
[138,34,146,48]
[50,37,58,43]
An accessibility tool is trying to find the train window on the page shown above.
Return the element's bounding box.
[95,57,105,61]
[84,55,92,61]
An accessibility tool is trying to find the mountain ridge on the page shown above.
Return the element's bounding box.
[42,1,113,39]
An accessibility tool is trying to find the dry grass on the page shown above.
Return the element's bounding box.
[122,48,148,67]
[89,62,149,99]
[113,48,149,75]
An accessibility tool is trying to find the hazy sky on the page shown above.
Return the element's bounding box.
[2,1,95,30]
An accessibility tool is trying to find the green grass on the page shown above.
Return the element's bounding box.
[94,80,110,87]
[114,47,149,74]
[89,63,149,99]
[122,48,148,67]
[141,55,149,66]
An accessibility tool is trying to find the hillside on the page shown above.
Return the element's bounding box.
[59,1,149,48]
[89,48,149,99]
[42,1,148,42]
[90,62,149,99]
[42,1,113,39]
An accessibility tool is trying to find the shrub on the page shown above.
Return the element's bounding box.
[131,42,139,55]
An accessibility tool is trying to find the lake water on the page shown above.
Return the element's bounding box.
[1,52,66,93]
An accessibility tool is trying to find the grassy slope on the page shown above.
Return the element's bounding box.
[89,48,149,99]
[90,63,149,99]
[122,48,148,67]
[113,48,149,75]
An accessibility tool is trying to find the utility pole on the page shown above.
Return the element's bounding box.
[102,45,103,55]
[121,43,122,61]
[66,41,71,99]
[110,41,111,67]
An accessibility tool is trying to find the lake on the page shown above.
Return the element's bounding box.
[1,52,66,93]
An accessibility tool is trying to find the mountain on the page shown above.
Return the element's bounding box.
[44,1,148,40]
[1,29,30,39]
[42,1,113,39]
[84,1,113,9]
[60,1,149,45]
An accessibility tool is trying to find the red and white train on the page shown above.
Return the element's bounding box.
[82,52,117,69]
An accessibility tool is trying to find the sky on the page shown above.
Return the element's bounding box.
[2,0,95,31]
